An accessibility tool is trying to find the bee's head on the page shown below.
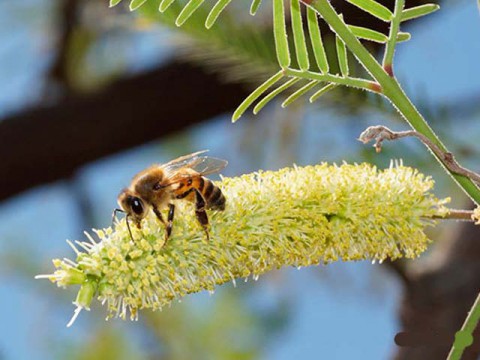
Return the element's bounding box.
[117,189,147,225]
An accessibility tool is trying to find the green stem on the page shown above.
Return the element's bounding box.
[302,0,480,204]
[382,0,404,74]
[447,292,480,360]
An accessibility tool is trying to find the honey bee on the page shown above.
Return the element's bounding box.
[114,150,228,244]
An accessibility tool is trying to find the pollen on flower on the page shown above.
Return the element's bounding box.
[37,163,449,324]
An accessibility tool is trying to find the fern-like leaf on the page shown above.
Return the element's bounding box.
[234,0,387,120]
[253,78,300,114]
[273,0,291,68]
[146,2,279,84]
[401,4,440,21]
[205,0,233,29]
[348,25,388,43]
[130,0,149,10]
[159,0,176,12]
[307,7,329,73]
[232,71,284,122]
[346,0,393,22]
[336,35,349,76]
[250,0,262,15]
[282,80,319,107]
[110,0,265,28]
[291,0,309,70]
[397,32,411,42]
[110,0,123,7]
[176,0,205,26]
[310,83,337,103]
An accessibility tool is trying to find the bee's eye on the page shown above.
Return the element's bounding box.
[130,198,144,215]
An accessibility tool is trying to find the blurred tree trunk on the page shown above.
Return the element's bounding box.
[0,62,247,201]
[390,216,480,360]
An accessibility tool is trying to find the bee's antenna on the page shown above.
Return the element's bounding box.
[125,214,135,242]
[112,208,125,226]
[112,209,135,241]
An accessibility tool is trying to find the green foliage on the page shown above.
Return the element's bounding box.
[346,0,393,22]
[109,0,123,6]
[282,79,318,107]
[291,0,309,70]
[253,77,300,114]
[306,7,328,72]
[233,71,283,121]
[310,83,337,103]
[110,0,265,28]
[335,35,348,76]
[273,0,291,68]
[138,2,278,83]
[347,25,388,43]
[124,0,426,123]
[233,0,406,121]
[176,0,206,26]
[129,0,149,10]
[67,328,144,360]
[159,0,176,11]
[250,0,262,15]
[401,4,440,21]
[144,292,273,360]
[205,0,232,29]
[114,0,439,126]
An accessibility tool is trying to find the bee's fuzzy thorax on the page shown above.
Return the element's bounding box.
[37,162,449,325]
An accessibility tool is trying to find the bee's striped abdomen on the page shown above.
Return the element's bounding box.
[201,177,226,211]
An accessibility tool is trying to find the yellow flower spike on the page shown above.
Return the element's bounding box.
[52,259,62,267]
[37,163,449,324]
[115,277,125,288]
[107,248,117,260]
[129,249,143,259]
[94,230,105,239]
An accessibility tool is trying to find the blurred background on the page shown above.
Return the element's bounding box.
[0,0,479,359]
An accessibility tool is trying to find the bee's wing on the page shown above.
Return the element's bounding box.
[187,156,228,176]
[162,150,209,170]
[162,150,228,180]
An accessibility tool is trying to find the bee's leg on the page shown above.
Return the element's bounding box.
[194,189,210,241]
[152,206,166,225]
[125,214,135,242]
[152,206,169,244]
[166,204,175,240]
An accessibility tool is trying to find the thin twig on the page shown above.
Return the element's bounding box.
[358,125,480,184]
[431,209,475,221]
